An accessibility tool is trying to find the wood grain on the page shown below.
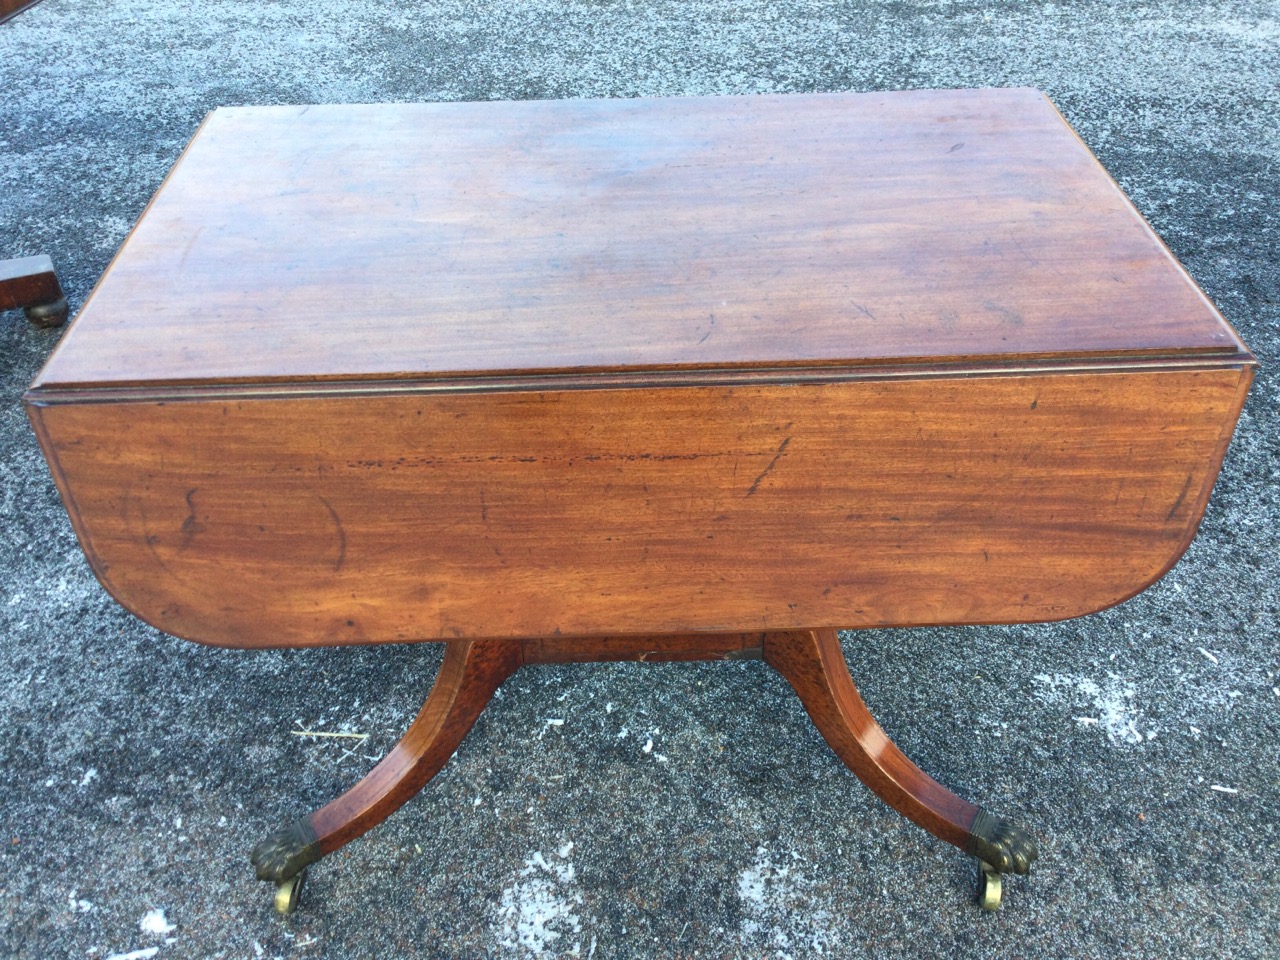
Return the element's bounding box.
[28,365,1252,648]
[33,89,1247,390]
[523,631,765,663]
[25,89,1257,652]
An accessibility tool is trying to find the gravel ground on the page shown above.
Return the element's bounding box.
[1,2,1277,958]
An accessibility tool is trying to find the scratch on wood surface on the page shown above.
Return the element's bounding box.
[745,436,791,497]
[1009,232,1039,266]
[318,495,347,571]
[178,227,203,269]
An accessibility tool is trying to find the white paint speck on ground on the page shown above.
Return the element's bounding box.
[1210,785,1240,794]
[737,846,833,958]
[539,718,564,738]
[106,949,159,960]
[1034,673,1148,745]
[139,909,175,935]
[495,843,585,957]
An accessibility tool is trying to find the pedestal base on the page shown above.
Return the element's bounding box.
[253,629,1037,914]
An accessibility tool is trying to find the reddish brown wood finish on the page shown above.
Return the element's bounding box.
[524,632,765,663]
[1,255,57,309]
[25,91,1256,651]
[24,90,1257,905]
[32,90,1246,391]
[765,629,978,849]
[27,365,1253,648]
[309,636,521,854]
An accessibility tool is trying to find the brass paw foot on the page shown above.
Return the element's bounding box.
[966,809,1038,875]
[251,817,322,884]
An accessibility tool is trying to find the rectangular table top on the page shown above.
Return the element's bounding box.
[26,90,1255,649]
[34,88,1248,395]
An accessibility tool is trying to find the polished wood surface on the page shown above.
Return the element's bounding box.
[29,366,1251,648]
[0,255,58,309]
[25,90,1256,651]
[33,89,1247,391]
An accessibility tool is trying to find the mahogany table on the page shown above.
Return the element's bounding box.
[25,89,1255,914]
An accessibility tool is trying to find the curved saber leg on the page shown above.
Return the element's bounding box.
[251,637,523,910]
[763,629,1037,906]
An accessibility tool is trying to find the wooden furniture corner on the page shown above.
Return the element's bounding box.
[1,255,69,327]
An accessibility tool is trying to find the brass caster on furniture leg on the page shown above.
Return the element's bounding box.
[966,809,1036,910]
[252,818,320,914]
[251,817,322,884]
[965,809,1038,875]
[978,861,1003,911]
[274,869,306,915]
[24,296,69,328]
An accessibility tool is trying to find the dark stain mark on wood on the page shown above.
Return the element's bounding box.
[179,487,202,548]
[1165,474,1194,522]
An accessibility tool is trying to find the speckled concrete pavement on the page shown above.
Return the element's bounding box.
[1,3,1277,958]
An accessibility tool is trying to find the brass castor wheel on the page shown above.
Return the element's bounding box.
[978,861,1003,911]
[251,816,321,915]
[274,869,305,915]
[24,297,69,328]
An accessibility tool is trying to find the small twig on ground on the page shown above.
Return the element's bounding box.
[291,730,369,740]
